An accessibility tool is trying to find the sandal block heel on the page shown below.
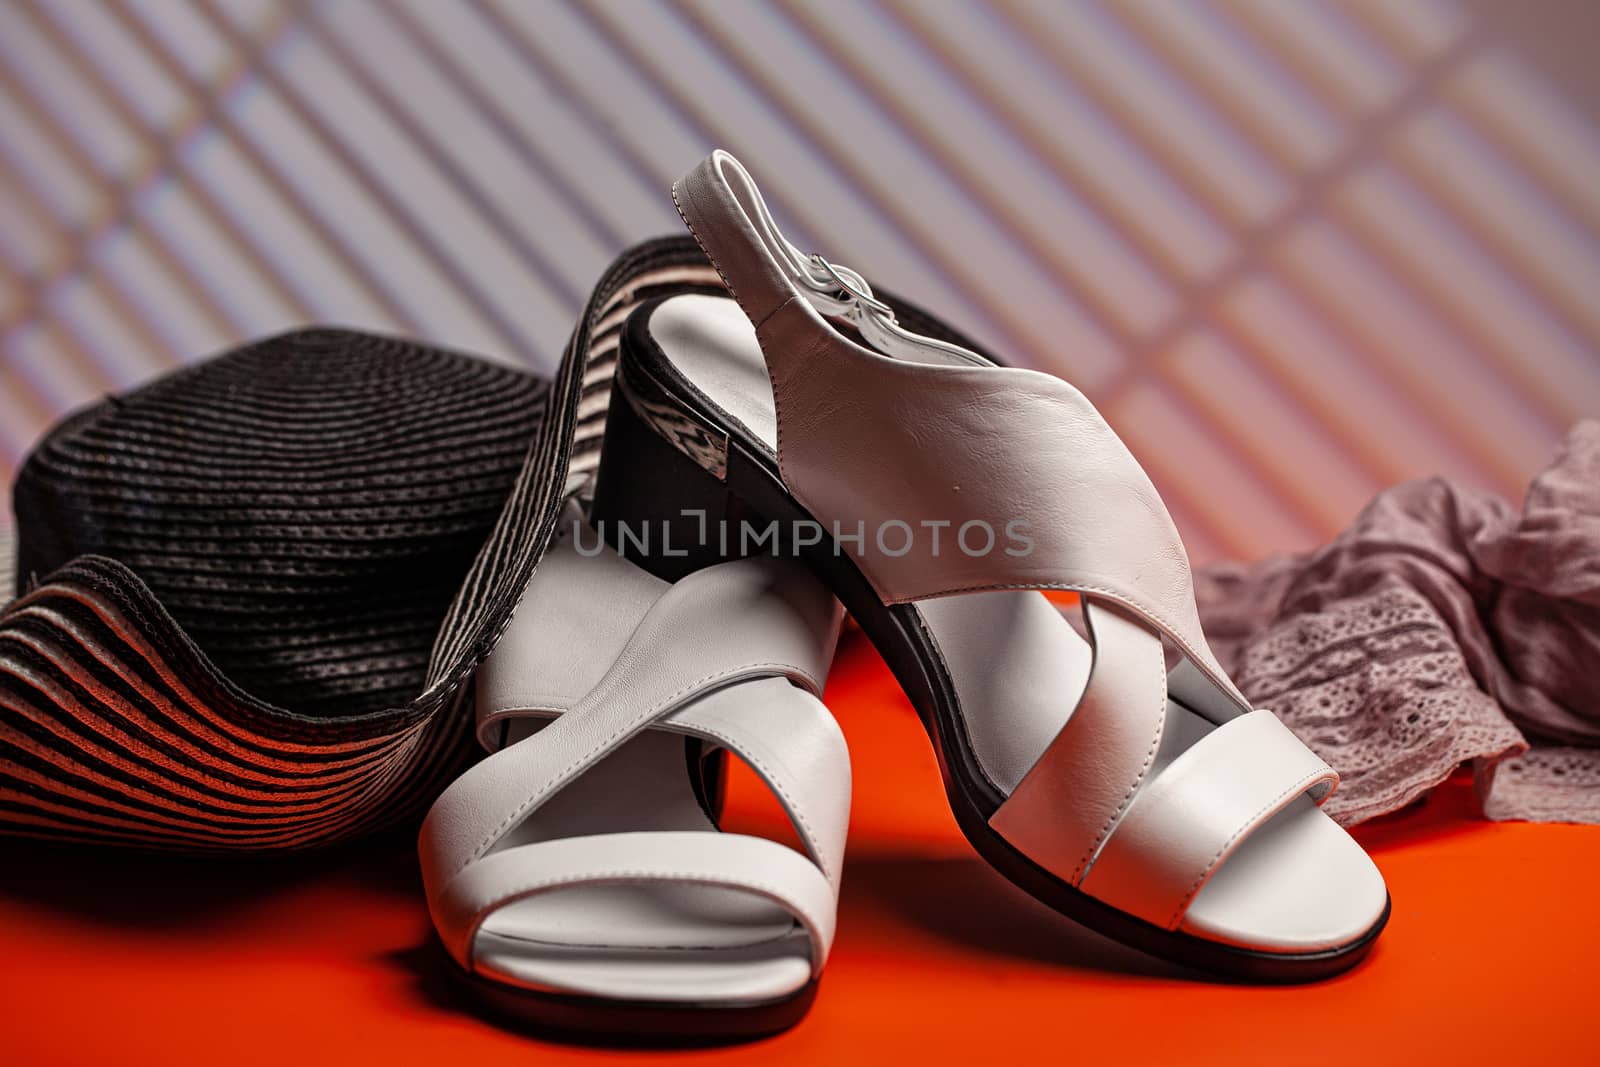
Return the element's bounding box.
[588,355,749,582]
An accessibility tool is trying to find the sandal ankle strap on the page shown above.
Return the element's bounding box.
[673,151,1247,712]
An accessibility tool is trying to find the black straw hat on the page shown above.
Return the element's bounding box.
[0,237,726,852]
[1,327,551,851]
[0,234,977,852]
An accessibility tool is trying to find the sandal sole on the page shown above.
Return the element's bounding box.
[452,960,818,1046]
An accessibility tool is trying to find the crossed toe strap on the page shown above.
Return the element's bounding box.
[419,554,849,977]
[1076,708,1336,930]
[974,599,1337,930]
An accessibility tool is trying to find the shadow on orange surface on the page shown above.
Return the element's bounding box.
[0,630,1594,1065]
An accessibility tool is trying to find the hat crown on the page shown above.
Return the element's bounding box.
[12,328,545,717]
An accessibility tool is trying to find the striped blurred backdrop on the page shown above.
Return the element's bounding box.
[2,0,1597,562]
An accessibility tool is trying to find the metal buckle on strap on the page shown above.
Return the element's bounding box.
[803,252,991,369]
[807,254,895,322]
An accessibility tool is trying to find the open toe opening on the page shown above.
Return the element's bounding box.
[474,883,815,1003]
[1180,797,1389,953]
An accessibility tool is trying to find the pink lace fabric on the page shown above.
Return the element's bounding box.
[1194,421,1600,827]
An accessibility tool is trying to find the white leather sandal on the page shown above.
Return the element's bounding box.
[419,504,847,1038]
[589,150,1390,982]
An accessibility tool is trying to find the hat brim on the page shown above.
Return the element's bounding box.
[0,238,725,852]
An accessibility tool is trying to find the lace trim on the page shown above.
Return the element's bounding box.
[1217,582,1528,825]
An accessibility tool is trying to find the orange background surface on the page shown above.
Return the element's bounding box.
[1,630,1594,1067]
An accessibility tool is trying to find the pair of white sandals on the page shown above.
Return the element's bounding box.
[419,152,1390,1041]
